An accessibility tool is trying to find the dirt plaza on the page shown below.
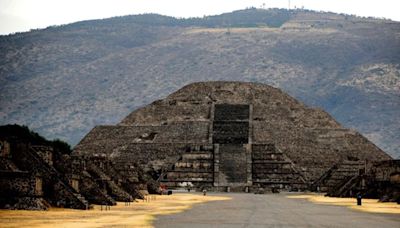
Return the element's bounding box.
[0,192,399,228]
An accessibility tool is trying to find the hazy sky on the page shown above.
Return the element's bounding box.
[1,0,399,35]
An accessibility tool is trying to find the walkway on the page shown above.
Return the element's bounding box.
[154,193,400,228]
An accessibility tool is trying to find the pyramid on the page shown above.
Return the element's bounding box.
[74,81,391,191]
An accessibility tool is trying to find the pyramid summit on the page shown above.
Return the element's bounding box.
[74,81,391,191]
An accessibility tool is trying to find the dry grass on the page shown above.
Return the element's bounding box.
[287,194,400,214]
[0,193,231,228]
[185,27,279,34]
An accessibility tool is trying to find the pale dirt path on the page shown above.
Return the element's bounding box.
[0,194,230,228]
[154,193,400,228]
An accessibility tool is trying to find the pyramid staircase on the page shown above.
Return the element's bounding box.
[326,175,362,197]
[252,144,307,190]
[79,170,116,206]
[160,145,214,188]
[13,145,90,209]
[313,160,365,192]
[87,163,133,202]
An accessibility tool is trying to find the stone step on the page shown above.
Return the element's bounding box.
[72,193,89,209]
[166,171,213,175]
[252,155,286,160]
[172,167,213,172]
[180,152,213,161]
[253,179,305,184]
[253,170,298,175]
[174,161,213,169]
[161,177,213,182]
[252,160,292,164]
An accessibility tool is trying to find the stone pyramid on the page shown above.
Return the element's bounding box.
[74,81,391,191]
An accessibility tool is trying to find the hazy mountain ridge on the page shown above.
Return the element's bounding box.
[0,8,399,157]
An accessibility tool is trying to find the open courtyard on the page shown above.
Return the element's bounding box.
[1,192,399,227]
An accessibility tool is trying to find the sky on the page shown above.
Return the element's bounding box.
[1,0,399,35]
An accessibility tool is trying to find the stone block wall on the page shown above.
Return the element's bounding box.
[0,157,19,171]
[0,171,40,197]
[164,172,213,182]
[0,140,10,157]
[74,123,210,157]
[174,161,213,171]
[120,103,211,125]
[253,105,340,129]
[31,146,53,166]
[372,160,400,182]
[118,143,214,171]
[155,122,210,143]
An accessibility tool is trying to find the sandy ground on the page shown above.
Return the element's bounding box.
[287,193,400,214]
[0,194,230,228]
[1,193,399,227]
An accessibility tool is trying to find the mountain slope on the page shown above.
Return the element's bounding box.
[0,8,399,157]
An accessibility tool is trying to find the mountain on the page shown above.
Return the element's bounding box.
[0,8,399,158]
